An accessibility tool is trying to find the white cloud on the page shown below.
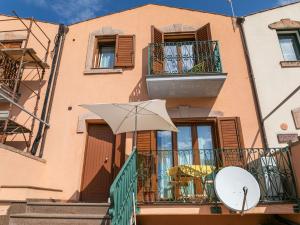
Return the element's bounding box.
[24,0,106,23]
[277,0,299,5]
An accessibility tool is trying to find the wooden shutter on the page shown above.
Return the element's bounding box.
[151,26,164,75]
[217,117,244,167]
[195,23,212,41]
[115,35,135,67]
[136,131,157,202]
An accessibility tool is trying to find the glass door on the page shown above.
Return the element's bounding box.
[157,131,173,199]
[197,125,214,166]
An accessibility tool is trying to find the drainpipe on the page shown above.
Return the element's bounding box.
[30,24,69,156]
[237,17,269,148]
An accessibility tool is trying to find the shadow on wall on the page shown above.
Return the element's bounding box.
[129,46,149,102]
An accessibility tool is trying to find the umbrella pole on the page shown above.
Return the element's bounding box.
[133,105,137,150]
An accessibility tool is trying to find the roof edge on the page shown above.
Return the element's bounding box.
[68,3,233,26]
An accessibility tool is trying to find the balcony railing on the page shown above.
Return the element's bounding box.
[148,41,222,76]
[0,51,20,91]
[137,148,297,204]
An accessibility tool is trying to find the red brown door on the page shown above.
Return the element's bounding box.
[81,124,115,203]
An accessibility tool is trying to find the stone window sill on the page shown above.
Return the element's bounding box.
[280,61,300,68]
[84,68,123,75]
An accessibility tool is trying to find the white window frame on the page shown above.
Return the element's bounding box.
[277,30,300,61]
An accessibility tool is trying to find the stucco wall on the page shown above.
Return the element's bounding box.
[243,3,300,147]
[0,4,263,201]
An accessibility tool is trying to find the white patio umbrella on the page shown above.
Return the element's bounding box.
[80,99,177,149]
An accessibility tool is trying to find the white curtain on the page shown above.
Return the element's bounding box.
[181,44,194,72]
[99,46,115,68]
[157,131,173,199]
[164,45,178,73]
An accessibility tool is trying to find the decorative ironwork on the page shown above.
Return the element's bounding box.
[137,148,297,204]
[148,40,223,75]
[0,51,20,91]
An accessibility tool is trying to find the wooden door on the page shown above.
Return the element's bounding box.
[80,124,115,203]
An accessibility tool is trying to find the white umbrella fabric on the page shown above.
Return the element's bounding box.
[80,99,177,148]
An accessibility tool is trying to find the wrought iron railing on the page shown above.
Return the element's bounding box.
[109,149,137,225]
[137,148,297,204]
[148,40,222,76]
[0,51,20,91]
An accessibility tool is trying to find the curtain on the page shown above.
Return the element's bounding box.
[181,44,194,72]
[157,131,173,199]
[164,45,178,73]
[99,46,115,68]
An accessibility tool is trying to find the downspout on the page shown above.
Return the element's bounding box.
[30,24,69,156]
[237,17,269,148]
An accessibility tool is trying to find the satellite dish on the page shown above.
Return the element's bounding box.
[214,166,260,213]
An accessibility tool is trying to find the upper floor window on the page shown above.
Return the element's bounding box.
[278,31,300,61]
[92,35,135,70]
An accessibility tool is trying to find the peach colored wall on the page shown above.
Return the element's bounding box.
[0,5,263,201]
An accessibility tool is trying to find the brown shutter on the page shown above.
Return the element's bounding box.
[195,23,212,41]
[115,35,135,67]
[217,117,244,167]
[136,131,156,202]
[151,26,164,75]
[195,23,213,72]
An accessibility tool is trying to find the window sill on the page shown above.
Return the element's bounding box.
[280,61,300,68]
[84,68,123,75]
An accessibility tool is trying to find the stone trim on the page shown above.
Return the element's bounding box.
[269,19,300,30]
[0,143,46,163]
[160,24,195,32]
[84,68,123,75]
[77,112,102,133]
[280,61,300,68]
[85,27,124,71]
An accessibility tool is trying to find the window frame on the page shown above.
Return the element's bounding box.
[277,30,300,61]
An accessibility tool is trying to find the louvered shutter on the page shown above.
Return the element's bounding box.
[217,117,244,167]
[115,35,135,67]
[195,23,213,72]
[136,131,157,202]
[151,26,164,75]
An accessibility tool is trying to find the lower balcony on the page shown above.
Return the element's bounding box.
[137,148,297,205]
[146,41,227,98]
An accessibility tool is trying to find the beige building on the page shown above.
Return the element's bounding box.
[242,2,300,147]
[0,4,299,225]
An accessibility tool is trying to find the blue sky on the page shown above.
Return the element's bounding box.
[0,0,299,24]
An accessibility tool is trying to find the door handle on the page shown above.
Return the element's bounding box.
[105,156,109,163]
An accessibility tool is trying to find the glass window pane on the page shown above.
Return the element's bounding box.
[177,126,193,165]
[157,131,173,199]
[278,33,300,61]
[99,46,115,68]
[197,125,214,166]
[181,44,194,72]
[164,45,178,73]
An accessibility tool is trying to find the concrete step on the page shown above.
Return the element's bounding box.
[9,213,110,225]
[26,202,109,215]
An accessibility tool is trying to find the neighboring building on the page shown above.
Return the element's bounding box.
[0,4,299,225]
[242,2,300,147]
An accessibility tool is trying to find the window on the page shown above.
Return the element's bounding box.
[92,35,135,71]
[98,45,115,69]
[278,32,300,61]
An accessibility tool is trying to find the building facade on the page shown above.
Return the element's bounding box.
[0,4,299,225]
[242,2,300,147]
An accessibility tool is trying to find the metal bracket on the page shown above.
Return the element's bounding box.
[210,206,222,214]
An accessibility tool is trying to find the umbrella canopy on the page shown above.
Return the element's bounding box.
[80,99,177,134]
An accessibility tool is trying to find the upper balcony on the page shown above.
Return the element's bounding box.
[146,40,227,98]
